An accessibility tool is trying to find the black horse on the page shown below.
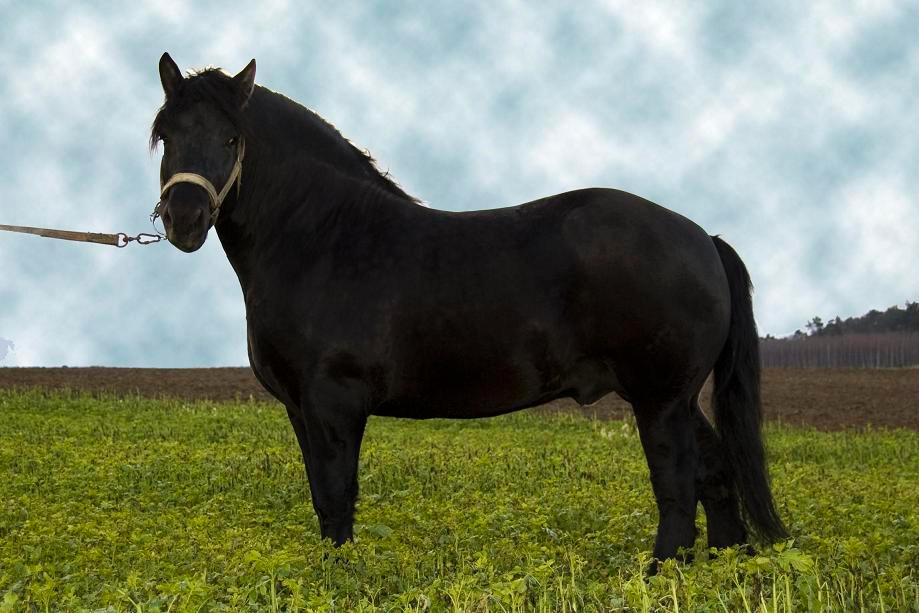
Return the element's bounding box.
[151,53,786,566]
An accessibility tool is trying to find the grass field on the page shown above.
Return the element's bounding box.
[1,389,917,611]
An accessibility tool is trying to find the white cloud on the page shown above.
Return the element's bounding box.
[1,1,917,366]
[599,1,701,60]
[526,112,616,188]
[837,177,919,288]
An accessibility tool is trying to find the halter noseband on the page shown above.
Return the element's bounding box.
[159,139,246,224]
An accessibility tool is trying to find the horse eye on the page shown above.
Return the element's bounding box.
[226,136,237,147]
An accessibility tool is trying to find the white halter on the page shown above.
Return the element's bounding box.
[160,139,246,224]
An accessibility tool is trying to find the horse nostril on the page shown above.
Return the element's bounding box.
[162,207,172,226]
[193,207,204,224]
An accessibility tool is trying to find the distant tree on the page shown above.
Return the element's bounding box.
[762,299,919,368]
[907,302,919,332]
[823,316,844,336]
[799,302,919,338]
[865,309,882,332]
[806,316,824,336]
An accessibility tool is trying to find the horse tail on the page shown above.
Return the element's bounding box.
[711,235,787,543]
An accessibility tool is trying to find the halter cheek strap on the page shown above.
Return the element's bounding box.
[160,139,246,224]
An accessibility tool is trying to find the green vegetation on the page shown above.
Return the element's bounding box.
[1,390,917,611]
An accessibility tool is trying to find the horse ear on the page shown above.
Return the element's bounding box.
[233,59,257,106]
[159,52,183,99]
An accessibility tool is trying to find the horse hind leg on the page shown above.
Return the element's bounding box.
[633,395,699,570]
[692,397,748,549]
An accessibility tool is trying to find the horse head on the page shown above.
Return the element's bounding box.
[151,53,255,252]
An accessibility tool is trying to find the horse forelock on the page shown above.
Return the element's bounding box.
[149,68,250,152]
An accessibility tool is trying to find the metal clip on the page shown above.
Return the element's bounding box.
[135,233,164,245]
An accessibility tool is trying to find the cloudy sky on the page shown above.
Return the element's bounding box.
[1,1,917,367]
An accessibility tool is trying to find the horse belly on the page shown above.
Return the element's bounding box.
[376,348,532,418]
[375,313,627,418]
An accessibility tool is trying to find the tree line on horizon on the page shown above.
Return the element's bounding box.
[760,301,919,368]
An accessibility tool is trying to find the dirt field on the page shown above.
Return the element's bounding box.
[0,367,916,430]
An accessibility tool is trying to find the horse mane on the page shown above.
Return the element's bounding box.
[150,68,420,204]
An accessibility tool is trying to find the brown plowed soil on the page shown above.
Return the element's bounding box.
[0,367,916,430]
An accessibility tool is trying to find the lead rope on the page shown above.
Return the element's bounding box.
[0,223,164,247]
[1,140,245,248]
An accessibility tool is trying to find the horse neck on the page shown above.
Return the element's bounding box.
[213,139,408,294]
[245,88,400,196]
[213,90,417,290]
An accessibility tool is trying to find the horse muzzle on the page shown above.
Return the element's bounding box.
[159,184,210,252]
[157,139,246,252]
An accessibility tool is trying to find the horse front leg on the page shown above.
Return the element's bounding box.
[285,404,312,480]
[299,378,369,546]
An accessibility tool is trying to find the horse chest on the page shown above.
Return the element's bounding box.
[244,289,378,399]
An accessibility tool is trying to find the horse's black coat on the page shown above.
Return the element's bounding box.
[152,53,786,566]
